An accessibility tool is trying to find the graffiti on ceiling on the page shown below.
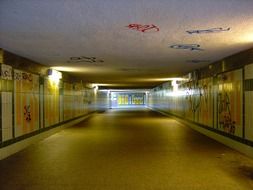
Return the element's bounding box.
[170,44,204,51]
[186,27,230,34]
[68,56,104,63]
[187,60,210,63]
[126,24,160,33]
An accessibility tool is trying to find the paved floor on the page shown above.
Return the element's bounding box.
[0,108,253,190]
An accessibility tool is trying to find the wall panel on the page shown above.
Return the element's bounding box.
[44,77,59,127]
[216,69,243,137]
[1,92,13,141]
[148,67,251,144]
[1,64,13,141]
[245,63,253,141]
[0,50,109,147]
[14,69,39,137]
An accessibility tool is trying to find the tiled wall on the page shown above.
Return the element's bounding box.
[1,92,12,141]
[148,64,253,143]
[63,82,95,121]
[0,63,108,145]
[1,64,13,141]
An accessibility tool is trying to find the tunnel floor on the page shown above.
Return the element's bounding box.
[0,108,253,190]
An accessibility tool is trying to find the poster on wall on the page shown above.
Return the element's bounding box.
[14,69,40,137]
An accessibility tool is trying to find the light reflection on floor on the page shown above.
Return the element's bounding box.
[0,108,252,190]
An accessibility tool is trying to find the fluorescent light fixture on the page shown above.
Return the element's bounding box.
[48,69,62,83]
[172,79,179,92]
[141,77,188,82]
[51,66,81,72]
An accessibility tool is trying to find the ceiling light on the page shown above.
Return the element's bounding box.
[48,69,62,83]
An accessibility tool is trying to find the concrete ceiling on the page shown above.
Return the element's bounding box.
[1,0,253,88]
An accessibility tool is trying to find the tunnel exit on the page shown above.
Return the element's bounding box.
[110,91,147,108]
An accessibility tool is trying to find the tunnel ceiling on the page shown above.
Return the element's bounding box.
[1,0,253,88]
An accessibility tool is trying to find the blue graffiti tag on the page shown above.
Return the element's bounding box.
[186,27,230,34]
[170,44,204,51]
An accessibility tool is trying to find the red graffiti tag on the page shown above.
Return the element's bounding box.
[24,105,31,122]
[126,24,159,33]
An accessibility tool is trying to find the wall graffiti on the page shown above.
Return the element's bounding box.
[185,79,209,115]
[186,27,230,34]
[68,56,104,63]
[187,60,210,63]
[1,64,12,80]
[126,24,160,33]
[186,86,201,113]
[170,44,204,51]
[185,85,199,113]
[1,70,12,79]
[14,69,39,137]
[24,105,31,122]
[14,72,33,81]
[218,92,235,134]
[148,68,243,138]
